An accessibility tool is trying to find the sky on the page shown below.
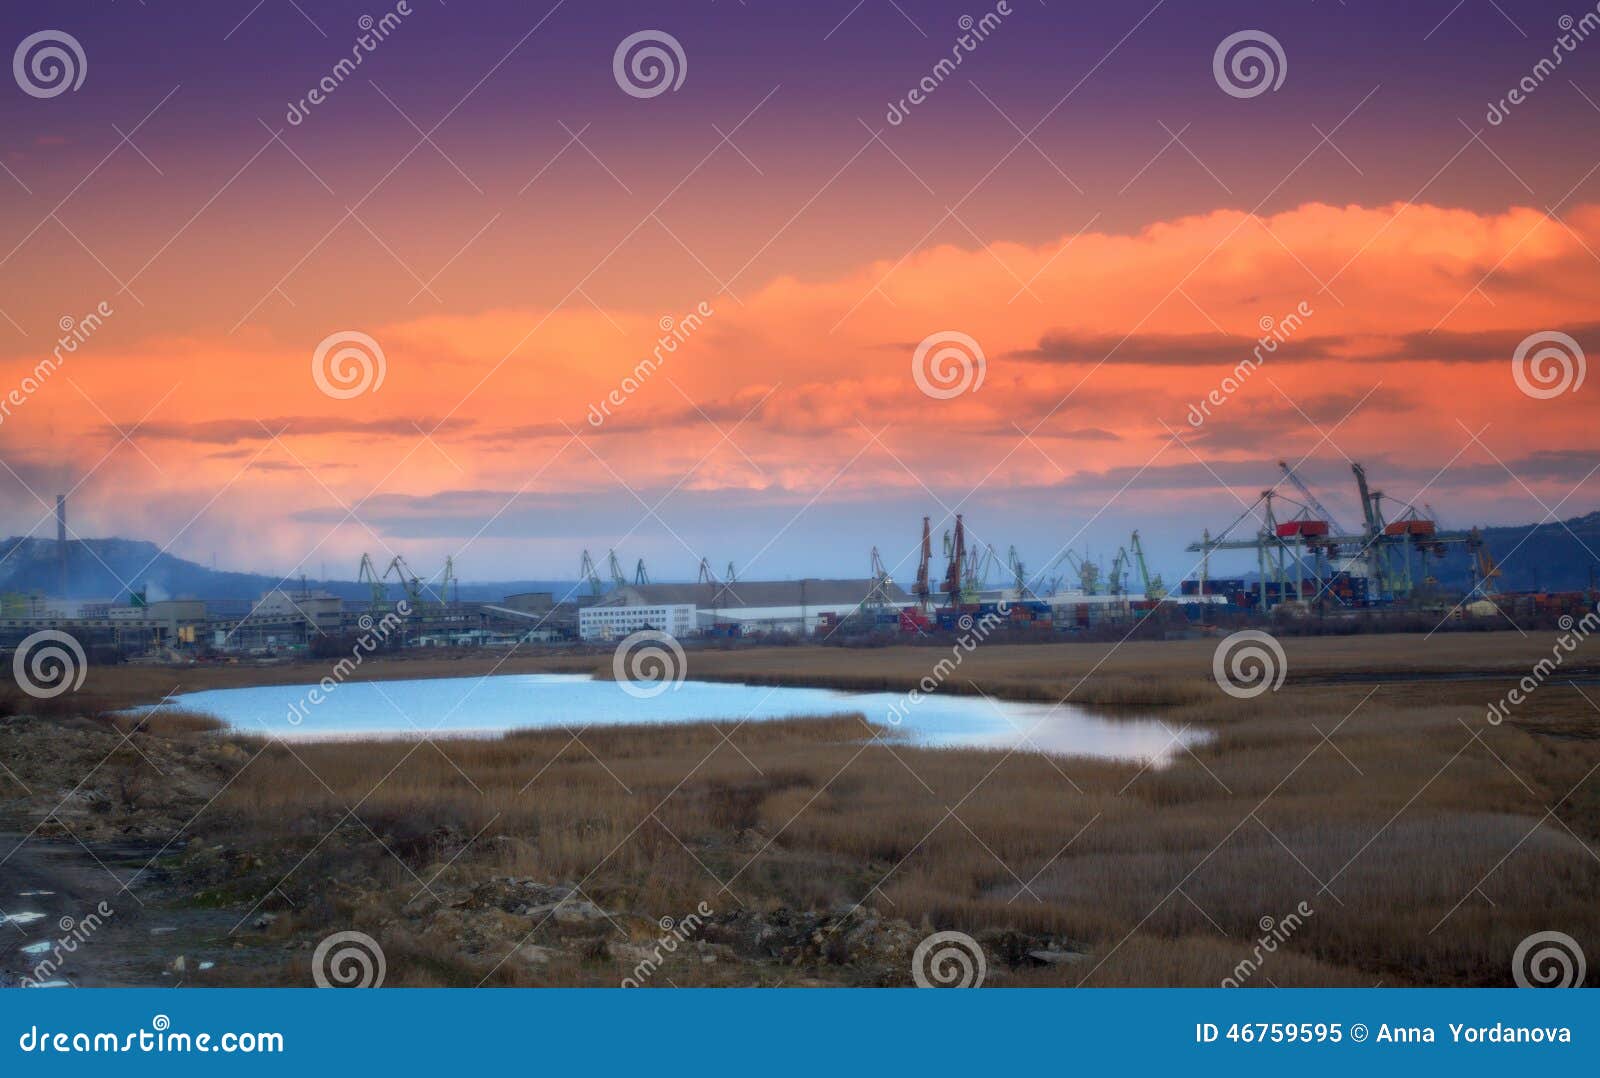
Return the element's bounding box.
[1,0,1597,591]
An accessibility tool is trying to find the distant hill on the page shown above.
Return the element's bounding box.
[1432,510,1600,593]
[0,536,589,604]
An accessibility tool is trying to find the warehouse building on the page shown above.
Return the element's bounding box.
[585,578,909,638]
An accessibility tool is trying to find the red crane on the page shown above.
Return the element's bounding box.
[913,516,932,611]
[943,513,966,607]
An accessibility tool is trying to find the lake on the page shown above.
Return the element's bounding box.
[163,673,1199,763]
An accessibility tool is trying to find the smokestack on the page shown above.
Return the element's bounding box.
[56,494,67,597]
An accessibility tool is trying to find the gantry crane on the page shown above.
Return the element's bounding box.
[942,514,967,607]
[633,558,650,586]
[607,550,628,589]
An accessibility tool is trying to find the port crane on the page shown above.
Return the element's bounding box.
[913,516,933,611]
[579,550,604,598]
[357,553,387,611]
[1129,530,1166,600]
[383,555,425,609]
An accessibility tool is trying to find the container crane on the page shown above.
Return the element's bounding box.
[1278,460,1348,537]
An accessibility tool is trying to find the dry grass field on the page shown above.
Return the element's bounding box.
[4,631,1598,987]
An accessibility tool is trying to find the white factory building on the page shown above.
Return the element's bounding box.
[578,579,909,640]
[578,601,698,641]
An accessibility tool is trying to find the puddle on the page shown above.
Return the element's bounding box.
[198,961,215,971]
[20,941,51,955]
[150,926,176,935]
[0,912,45,927]
[25,980,70,988]
[18,890,55,898]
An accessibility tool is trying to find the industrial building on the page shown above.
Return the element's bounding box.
[578,601,697,641]
[584,579,912,639]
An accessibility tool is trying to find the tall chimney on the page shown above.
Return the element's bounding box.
[56,494,67,597]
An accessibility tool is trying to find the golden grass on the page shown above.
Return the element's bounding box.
[10,631,1599,986]
[196,665,1600,986]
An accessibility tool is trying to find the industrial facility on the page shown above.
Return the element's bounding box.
[2,461,1595,664]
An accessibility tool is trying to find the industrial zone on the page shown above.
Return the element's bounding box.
[1,459,1593,660]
